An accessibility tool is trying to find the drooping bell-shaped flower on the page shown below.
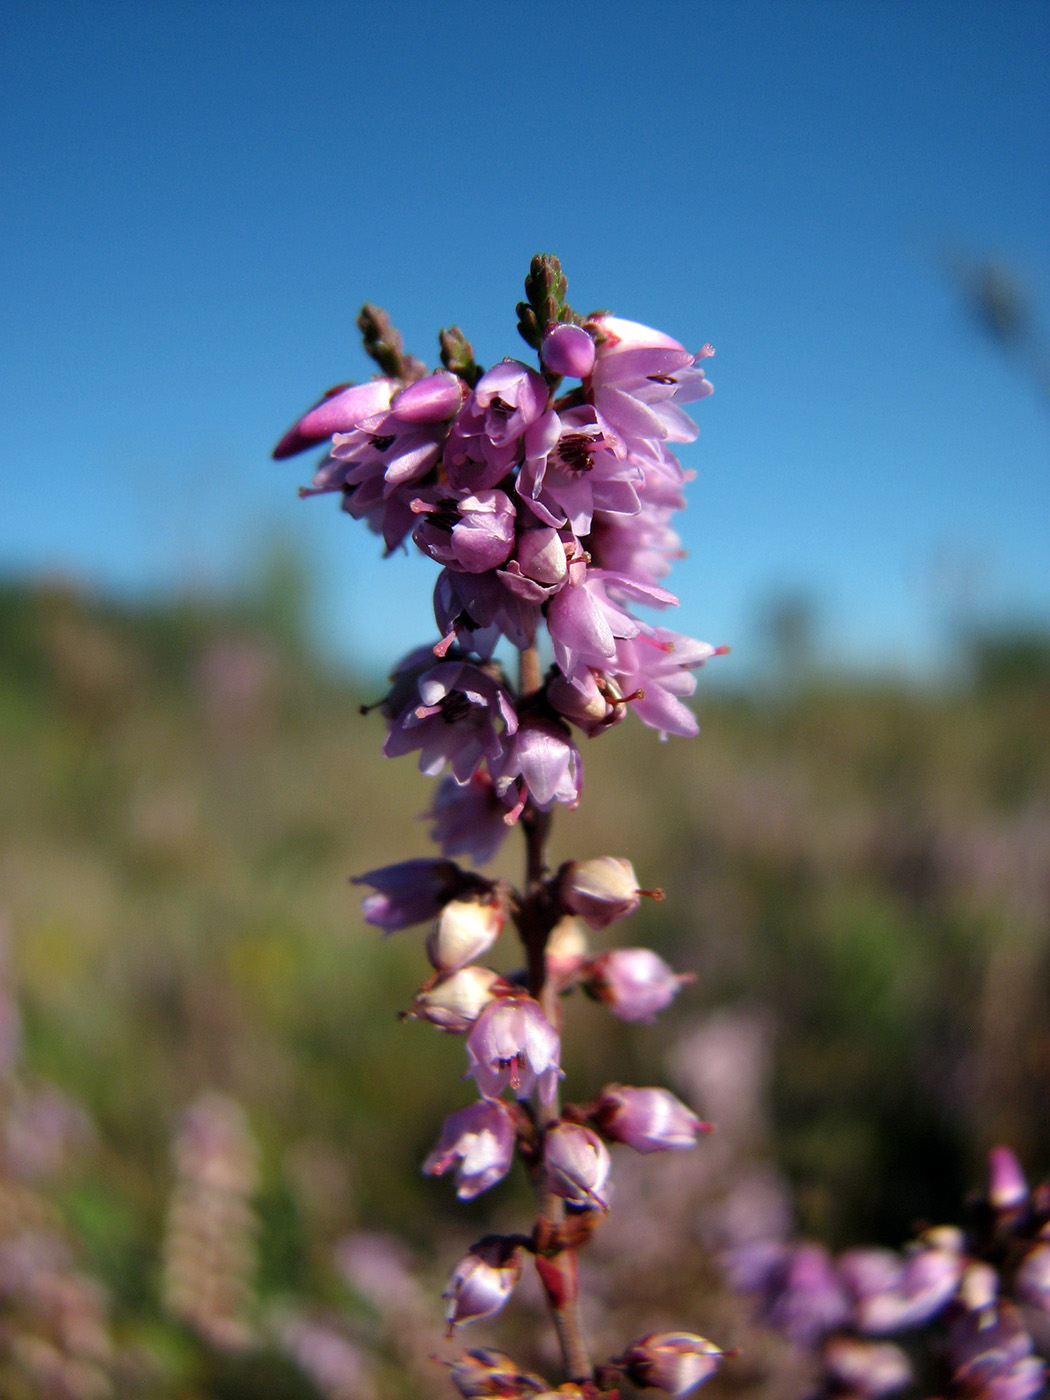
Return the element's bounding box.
[424,1100,517,1201]
[558,857,642,929]
[495,716,583,816]
[585,948,692,1023]
[612,1332,726,1396]
[443,1236,524,1333]
[465,997,562,1103]
[352,859,477,932]
[593,1085,711,1153]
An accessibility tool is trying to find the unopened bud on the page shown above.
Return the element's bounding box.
[559,857,644,929]
[612,1332,726,1396]
[427,897,504,974]
[444,1236,523,1334]
[408,966,512,1032]
[543,1122,610,1210]
[540,323,596,380]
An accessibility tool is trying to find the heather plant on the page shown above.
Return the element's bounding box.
[274,256,729,1395]
[273,256,1050,1400]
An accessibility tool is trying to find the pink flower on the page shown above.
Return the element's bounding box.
[424,1100,517,1200]
[465,997,562,1103]
[407,966,513,1033]
[272,378,398,459]
[495,716,583,815]
[585,948,692,1023]
[412,490,517,574]
[593,1085,711,1153]
[426,896,504,975]
[558,857,641,929]
[383,660,518,783]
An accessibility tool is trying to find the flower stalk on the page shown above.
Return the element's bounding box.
[276,257,727,1395]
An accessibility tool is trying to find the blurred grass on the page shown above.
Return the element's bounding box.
[0,576,1048,1393]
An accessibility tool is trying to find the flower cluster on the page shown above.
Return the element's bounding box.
[276,259,727,1395]
[275,258,724,832]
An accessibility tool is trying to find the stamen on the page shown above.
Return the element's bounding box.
[439,691,473,725]
[370,433,396,451]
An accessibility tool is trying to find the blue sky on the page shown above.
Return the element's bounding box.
[3,0,1048,679]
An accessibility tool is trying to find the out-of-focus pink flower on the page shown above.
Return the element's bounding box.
[764,1243,851,1346]
[351,859,473,932]
[1016,1243,1050,1316]
[465,997,562,1103]
[558,857,641,929]
[543,1122,610,1210]
[425,771,513,866]
[988,1145,1029,1211]
[593,1085,711,1153]
[822,1337,912,1398]
[585,948,692,1023]
[446,1348,548,1398]
[443,1236,524,1332]
[424,1100,517,1201]
[612,1331,725,1396]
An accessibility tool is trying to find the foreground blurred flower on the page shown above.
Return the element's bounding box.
[610,1331,726,1395]
[592,1085,711,1153]
[585,947,693,1023]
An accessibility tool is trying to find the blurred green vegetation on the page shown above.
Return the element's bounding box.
[0,575,1048,1396]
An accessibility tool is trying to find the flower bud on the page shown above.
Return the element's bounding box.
[444,1236,523,1333]
[391,370,465,422]
[543,1122,611,1210]
[408,966,512,1032]
[272,377,397,458]
[427,896,504,974]
[424,1100,517,1200]
[585,947,691,1023]
[540,323,596,380]
[612,1332,725,1396]
[593,1085,711,1153]
[558,857,642,929]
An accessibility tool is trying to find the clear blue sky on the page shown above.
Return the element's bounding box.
[3,0,1048,678]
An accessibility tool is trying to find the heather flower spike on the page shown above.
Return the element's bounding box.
[277,256,729,1391]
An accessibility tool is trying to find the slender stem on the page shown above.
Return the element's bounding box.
[517,643,593,1384]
